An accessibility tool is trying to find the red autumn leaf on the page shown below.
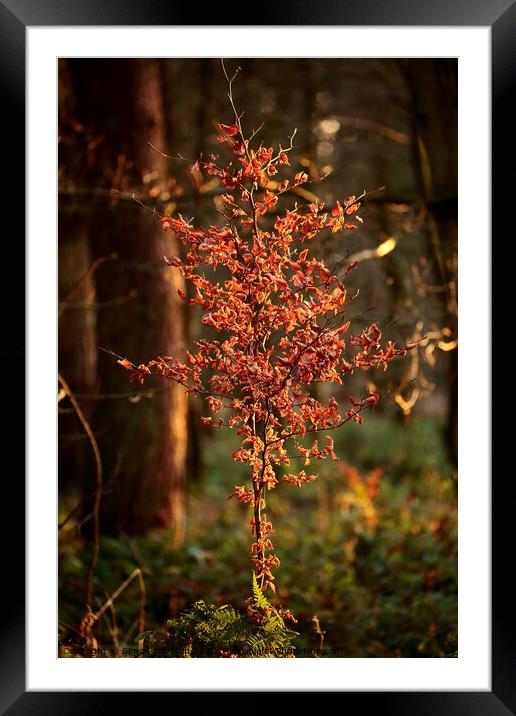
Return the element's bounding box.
[332,200,343,216]
[219,122,239,136]
[117,358,133,371]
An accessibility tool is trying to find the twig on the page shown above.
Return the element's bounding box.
[108,598,120,654]
[127,538,154,576]
[58,372,103,610]
[89,568,146,655]
[58,486,112,531]
[147,141,197,165]
[95,594,118,648]
[58,253,118,320]
[58,289,138,311]
[110,189,164,219]
[63,385,170,402]
[59,456,121,532]
[312,615,326,657]
[122,615,140,647]
[93,567,142,622]
[136,569,146,656]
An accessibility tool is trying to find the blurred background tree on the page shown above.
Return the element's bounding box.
[59,59,187,539]
[58,58,457,657]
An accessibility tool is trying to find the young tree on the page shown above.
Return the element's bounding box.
[117,64,416,593]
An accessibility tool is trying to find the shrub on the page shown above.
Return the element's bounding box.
[142,575,298,657]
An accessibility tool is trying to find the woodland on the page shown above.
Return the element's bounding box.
[58,58,458,658]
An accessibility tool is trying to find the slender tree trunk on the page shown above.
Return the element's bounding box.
[400,59,458,465]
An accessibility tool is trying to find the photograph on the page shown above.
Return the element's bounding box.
[57,57,459,660]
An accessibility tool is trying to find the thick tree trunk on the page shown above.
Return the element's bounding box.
[60,59,188,537]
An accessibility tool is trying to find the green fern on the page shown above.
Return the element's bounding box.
[252,572,269,611]
[145,587,298,658]
[251,572,288,633]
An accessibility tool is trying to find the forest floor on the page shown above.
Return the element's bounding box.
[59,413,457,658]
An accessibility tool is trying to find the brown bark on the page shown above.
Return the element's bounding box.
[59,59,188,536]
[58,64,98,498]
[58,214,98,496]
[400,59,458,465]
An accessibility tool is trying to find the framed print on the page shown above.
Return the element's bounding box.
[1,0,507,711]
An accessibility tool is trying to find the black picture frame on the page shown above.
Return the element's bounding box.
[2,0,504,712]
